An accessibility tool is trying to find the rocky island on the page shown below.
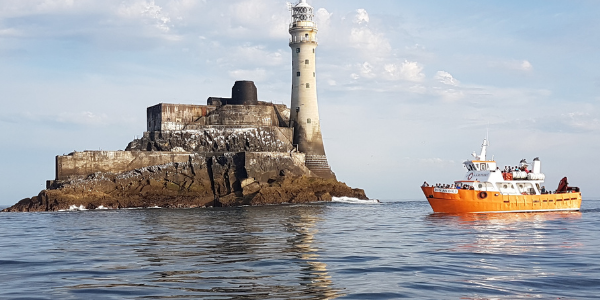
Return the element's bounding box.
[3,80,367,212]
[3,0,368,212]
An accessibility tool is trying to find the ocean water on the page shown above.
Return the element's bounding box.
[1,199,599,299]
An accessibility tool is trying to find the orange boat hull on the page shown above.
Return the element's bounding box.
[421,187,582,213]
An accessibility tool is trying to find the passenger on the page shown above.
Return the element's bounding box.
[541,186,546,194]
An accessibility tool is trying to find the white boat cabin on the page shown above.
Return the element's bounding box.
[456,139,546,196]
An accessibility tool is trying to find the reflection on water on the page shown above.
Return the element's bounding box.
[420,210,589,299]
[44,205,341,299]
[425,211,583,254]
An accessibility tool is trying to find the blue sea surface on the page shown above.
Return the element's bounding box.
[1,200,599,299]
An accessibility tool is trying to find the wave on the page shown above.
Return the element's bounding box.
[331,197,381,204]
[58,205,88,212]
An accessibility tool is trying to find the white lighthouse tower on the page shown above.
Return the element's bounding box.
[289,0,335,179]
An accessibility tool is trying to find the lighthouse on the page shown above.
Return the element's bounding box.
[289,0,335,179]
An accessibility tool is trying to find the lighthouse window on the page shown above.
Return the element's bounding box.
[313,72,315,77]
[307,118,311,124]
[296,48,300,53]
[306,83,310,88]
[305,59,309,64]
[297,72,300,77]
[313,49,315,53]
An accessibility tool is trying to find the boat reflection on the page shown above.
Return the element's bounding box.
[425,211,583,256]
[427,210,581,225]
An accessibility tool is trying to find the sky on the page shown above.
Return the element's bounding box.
[1,0,599,205]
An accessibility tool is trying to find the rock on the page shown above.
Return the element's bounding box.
[2,153,368,212]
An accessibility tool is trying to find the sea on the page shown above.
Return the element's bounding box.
[1,198,599,300]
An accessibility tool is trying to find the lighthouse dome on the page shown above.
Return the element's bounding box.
[292,0,314,22]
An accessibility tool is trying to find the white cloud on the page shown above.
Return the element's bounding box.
[315,8,332,29]
[228,0,289,39]
[559,112,600,132]
[56,111,109,126]
[434,71,460,86]
[118,0,172,33]
[520,60,533,71]
[228,45,285,67]
[228,68,268,82]
[360,62,376,78]
[433,88,465,102]
[490,59,534,72]
[0,28,21,37]
[349,27,392,57]
[354,9,369,24]
[383,60,425,82]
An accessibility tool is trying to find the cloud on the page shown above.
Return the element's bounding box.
[349,27,391,57]
[354,9,369,24]
[224,44,286,67]
[228,68,268,81]
[315,8,332,29]
[0,111,109,127]
[118,0,172,33]
[383,60,425,82]
[432,88,465,102]
[56,111,109,126]
[359,62,376,78]
[434,71,460,86]
[0,28,21,37]
[490,59,534,72]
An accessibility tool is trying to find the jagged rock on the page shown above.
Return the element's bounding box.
[126,127,293,153]
[2,153,367,212]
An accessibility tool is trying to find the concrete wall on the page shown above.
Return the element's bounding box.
[206,105,278,126]
[148,103,289,131]
[147,104,214,132]
[245,152,308,182]
[56,151,194,180]
[56,151,310,183]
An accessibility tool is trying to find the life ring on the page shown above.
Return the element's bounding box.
[478,191,488,199]
[468,173,474,180]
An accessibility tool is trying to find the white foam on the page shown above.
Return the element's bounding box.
[96,205,109,210]
[331,197,380,204]
[59,205,89,212]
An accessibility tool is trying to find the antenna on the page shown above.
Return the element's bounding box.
[486,123,490,146]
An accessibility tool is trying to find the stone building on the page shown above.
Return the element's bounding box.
[54,0,336,184]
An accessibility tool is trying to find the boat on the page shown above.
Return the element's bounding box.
[421,139,581,213]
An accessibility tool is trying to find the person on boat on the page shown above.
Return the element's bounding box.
[541,186,546,194]
[422,181,429,187]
